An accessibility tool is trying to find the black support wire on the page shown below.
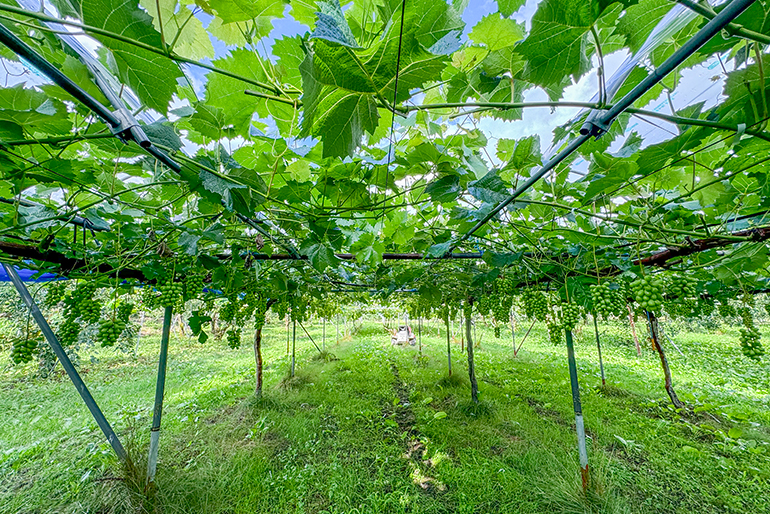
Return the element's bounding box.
[447,0,757,255]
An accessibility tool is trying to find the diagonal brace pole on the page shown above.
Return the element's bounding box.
[2,263,129,462]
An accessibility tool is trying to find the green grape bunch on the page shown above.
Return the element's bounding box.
[699,297,715,316]
[667,275,697,301]
[547,321,563,345]
[739,327,764,360]
[97,317,127,347]
[220,298,238,323]
[522,289,549,321]
[630,276,664,313]
[490,296,513,325]
[117,302,134,322]
[11,338,38,365]
[737,307,764,360]
[226,328,242,349]
[560,303,582,331]
[63,282,100,323]
[97,302,133,347]
[718,302,736,319]
[184,274,205,302]
[58,318,80,346]
[57,281,100,344]
[159,280,184,309]
[475,295,492,317]
[590,283,625,318]
[140,285,161,310]
[44,281,67,308]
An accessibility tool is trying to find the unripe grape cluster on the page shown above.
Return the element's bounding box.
[590,283,625,318]
[475,295,492,317]
[97,302,133,347]
[490,297,512,324]
[667,298,699,319]
[140,285,160,310]
[667,275,696,300]
[630,276,664,313]
[11,338,38,364]
[560,303,582,331]
[700,297,715,316]
[547,321,563,345]
[220,298,238,323]
[738,307,764,360]
[521,289,549,321]
[226,328,242,349]
[159,280,184,308]
[44,281,66,308]
[58,282,100,345]
[184,274,205,302]
[97,318,126,347]
[58,318,80,346]
[718,302,736,318]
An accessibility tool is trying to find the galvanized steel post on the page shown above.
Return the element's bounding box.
[147,305,172,484]
[565,328,589,490]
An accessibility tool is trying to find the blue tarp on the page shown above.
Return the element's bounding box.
[0,266,62,282]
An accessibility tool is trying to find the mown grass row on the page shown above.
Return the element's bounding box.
[1,316,769,513]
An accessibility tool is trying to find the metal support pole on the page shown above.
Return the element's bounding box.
[322,317,326,352]
[446,311,452,376]
[0,23,118,127]
[593,315,606,387]
[291,319,296,377]
[581,0,758,137]
[511,308,516,357]
[146,305,172,484]
[565,328,589,490]
[2,263,129,461]
[418,317,422,354]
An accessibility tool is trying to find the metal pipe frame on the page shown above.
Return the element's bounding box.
[451,0,756,253]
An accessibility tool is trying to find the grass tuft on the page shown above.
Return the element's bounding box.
[458,398,495,418]
[436,373,466,389]
[278,370,312,390]
[311,350,338,362]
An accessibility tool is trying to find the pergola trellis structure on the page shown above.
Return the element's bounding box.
[0,0,766,491]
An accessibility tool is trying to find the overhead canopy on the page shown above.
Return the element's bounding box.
[0,0,767,296]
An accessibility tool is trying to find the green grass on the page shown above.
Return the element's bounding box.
[1,316,769,513]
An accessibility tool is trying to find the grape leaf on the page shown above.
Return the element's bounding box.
[497,0,526,17]
[469,14,524,52]
[515,0,597,93]
[80,0,183,114]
